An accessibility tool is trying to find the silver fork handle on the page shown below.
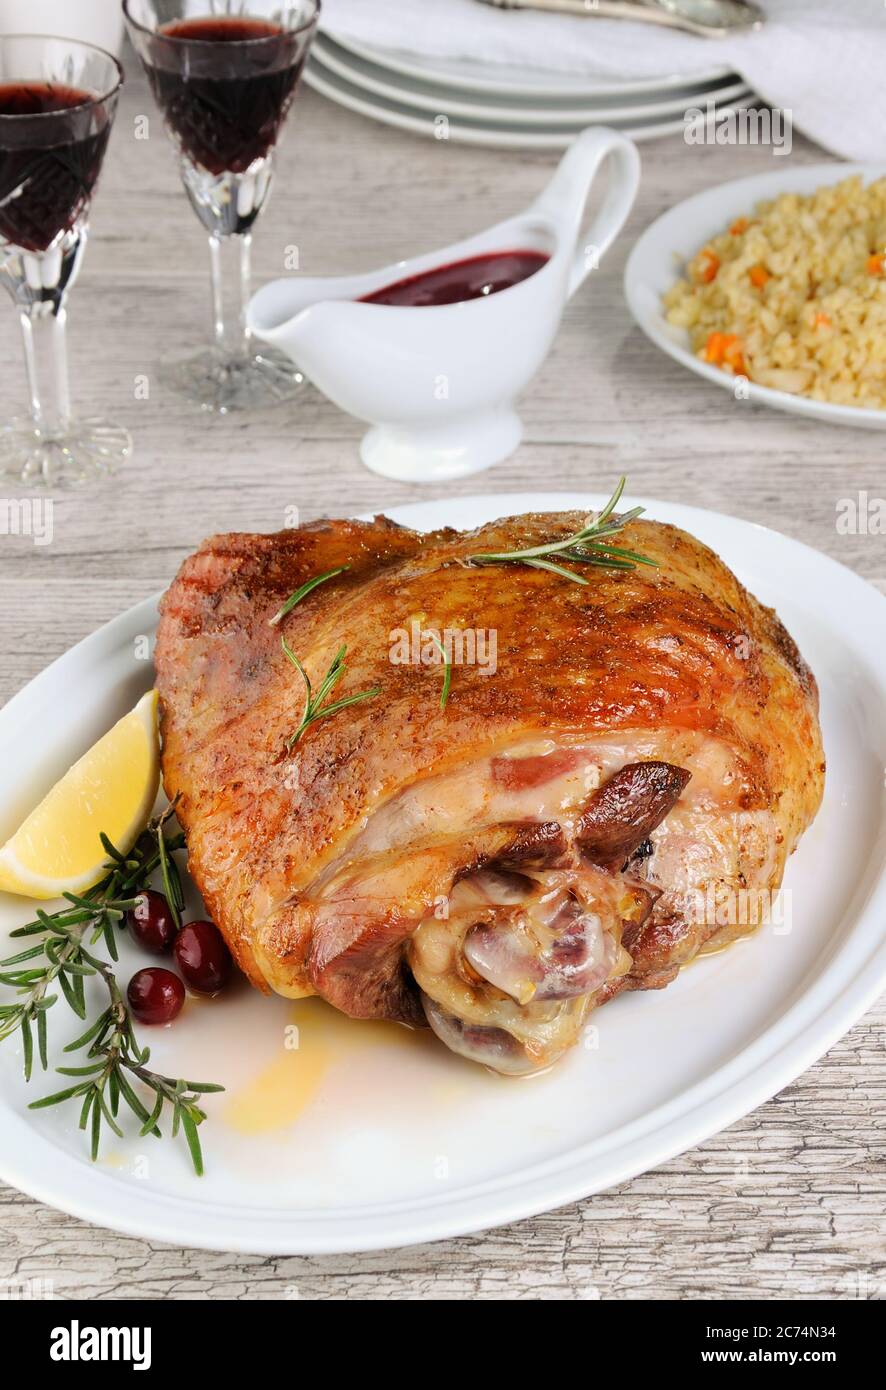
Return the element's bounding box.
[477,0,763,40]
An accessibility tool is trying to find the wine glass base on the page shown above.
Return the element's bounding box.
[163,345,306,414]
[0,417,132,489]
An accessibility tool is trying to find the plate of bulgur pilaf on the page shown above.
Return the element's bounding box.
[624,164,886,429]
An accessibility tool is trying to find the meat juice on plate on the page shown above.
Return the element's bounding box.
[0,83,112,252]
[146,17,307,174]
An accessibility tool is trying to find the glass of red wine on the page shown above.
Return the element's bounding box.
[0,35,127,487]
[124,0,320,414]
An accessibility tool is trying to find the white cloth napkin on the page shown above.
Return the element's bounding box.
[321,0,886,162]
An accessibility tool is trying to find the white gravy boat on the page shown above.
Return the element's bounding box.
[248,128,640,483]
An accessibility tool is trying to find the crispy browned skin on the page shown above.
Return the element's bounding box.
[155,512,825,1043]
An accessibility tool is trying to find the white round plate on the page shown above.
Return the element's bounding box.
[1,491,885,1255]
[625,163,886,430]
[305,59,751,149]
[313,33,750,125]
[327,30,733,99]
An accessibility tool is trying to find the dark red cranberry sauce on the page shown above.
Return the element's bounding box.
[359,249,550,307]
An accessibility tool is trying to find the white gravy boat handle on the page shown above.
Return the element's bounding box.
[531,127,641,298]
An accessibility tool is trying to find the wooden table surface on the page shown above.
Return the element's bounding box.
[0,59,884,1301]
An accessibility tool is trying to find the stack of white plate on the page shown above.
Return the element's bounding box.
[306,29,754,149]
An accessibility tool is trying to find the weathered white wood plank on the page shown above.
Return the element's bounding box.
[0,60,883,1300]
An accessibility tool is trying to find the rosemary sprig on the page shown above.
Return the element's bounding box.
[0,804,223,1174]
[268,565,349,627]
[282,637,381,749]
[31,961,222,1174]
[427,632,452,711]
[465,477,658,586]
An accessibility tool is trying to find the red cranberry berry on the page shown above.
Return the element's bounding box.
[127,889,177,954]
[174,920,232,995]
[127,967,185,1025]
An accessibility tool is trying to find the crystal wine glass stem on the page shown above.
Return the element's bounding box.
[2,239,83,437]
[19,300,72,436]
[207,231,253,359]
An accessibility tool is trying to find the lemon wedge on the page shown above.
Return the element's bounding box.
[0,690,160,900]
